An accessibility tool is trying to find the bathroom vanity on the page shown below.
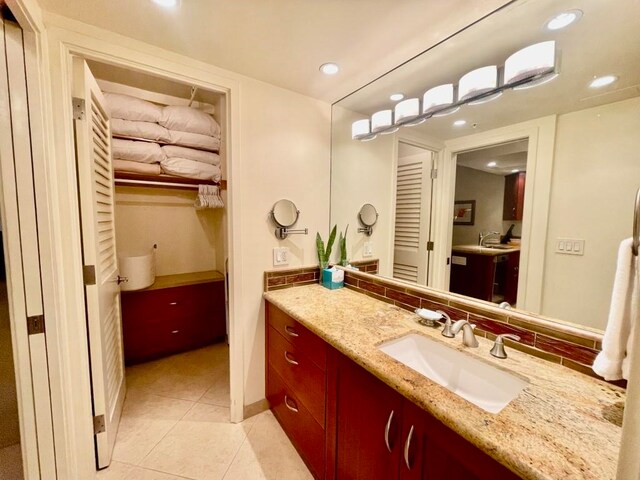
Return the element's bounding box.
[264,285,622,480]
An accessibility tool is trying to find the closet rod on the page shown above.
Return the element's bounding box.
[633,187,639,256]
[114,177,227,190]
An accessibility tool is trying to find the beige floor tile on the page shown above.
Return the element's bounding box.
[98,460,191,479]
[0,444,23,480]
[183,403,258,433]
[140,420,247,480]
[197,372,230,407]
[223,411,312,480]
[113,392,194,465]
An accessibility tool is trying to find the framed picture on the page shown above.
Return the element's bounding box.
[453,200,475,225]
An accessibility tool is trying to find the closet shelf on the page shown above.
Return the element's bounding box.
[111,134,220,154]
[114,171,227,191]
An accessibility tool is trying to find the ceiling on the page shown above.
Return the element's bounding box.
[37,0,510,103]
[457,140,528,176]
[338,0,640,141]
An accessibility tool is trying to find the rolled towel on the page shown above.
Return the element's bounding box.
[111,118,171,143]
[112,138,166,164]
[162,145,220,166]
[161,157,221,182]
[160,105,221,137]
[167,129,220,152]
[593,238,639,380]
[104,92,163,123]
[113,159,161,176]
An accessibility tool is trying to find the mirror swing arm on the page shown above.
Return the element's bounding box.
[274,226,309,240]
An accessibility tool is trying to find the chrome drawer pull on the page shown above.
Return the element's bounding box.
[404,425,414,469]
[284,395,299,413]
[284,325,299,337]
[384,410,395,452]
[284,351,299,365]
[169,302,178,306]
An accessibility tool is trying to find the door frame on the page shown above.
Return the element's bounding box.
[432,115,557,312]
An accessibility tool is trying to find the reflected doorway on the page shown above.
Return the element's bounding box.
[448,140,528,307]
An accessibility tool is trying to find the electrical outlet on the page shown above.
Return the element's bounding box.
[363,241,373,258]
[273,247,289,266]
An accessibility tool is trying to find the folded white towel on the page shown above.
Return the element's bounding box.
[113,159,162,176]
[160,105,221,137]
[112,138,166,164]
[111,118,170,143]
[593,238,639,380]
[167,129,220,152]
[162,145,220,166]
[161,157,221,182]
[104,92,163,123]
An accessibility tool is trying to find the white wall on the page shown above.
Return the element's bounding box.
[541,97,640,329]
[452,166,505,246]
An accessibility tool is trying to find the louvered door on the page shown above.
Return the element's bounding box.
[392,148,434,284]
[72,58,125,469]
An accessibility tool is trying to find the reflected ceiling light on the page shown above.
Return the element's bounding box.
[589,75,618,88]
[487,161,497,167]
[394,98,424,126]
[546,10,582,31]
[319,62,339,75]
[390,93,404,101]
[152,0,179,7]
[453,120,466,127]
[505,41,557,89]
[458,66,502,105]
[423,84,459,116]
[511,169,519,173]
[371,110,398,134]
[352,119,372,140]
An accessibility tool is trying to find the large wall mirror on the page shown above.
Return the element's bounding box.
[330,0,640,332]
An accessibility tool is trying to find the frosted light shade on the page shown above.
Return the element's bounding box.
[371,110,393,133]
[423,84,454,114]
[352,119,370,140]
[505,41,556,85]
[458,66,498,102]
[394,98,420,124]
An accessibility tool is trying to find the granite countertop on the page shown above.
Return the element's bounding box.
[263,285,623,480]
[452,244,521,256]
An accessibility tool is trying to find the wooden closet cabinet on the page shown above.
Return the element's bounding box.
[503,172,526,221]
[121,271,225,365]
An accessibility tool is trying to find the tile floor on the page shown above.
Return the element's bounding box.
[98,343,312,480]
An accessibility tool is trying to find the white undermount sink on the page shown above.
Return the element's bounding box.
[378,333,528,413]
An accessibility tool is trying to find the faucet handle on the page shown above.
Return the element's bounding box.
[489,334,521,359]
[436,311,455,338]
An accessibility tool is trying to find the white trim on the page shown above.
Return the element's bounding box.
[433,116,557,313]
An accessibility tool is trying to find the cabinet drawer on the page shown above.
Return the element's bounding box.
[267,303,326,371]
[268,366,325,479]
[268,326,325,426]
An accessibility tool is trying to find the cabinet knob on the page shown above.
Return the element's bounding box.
[284,395,299,413]
[404,425,415,470]
[384,410,395,453]
[284,325,299,337]
[284,351,299,366]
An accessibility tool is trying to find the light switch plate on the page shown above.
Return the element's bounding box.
[273,247,289,266]
[555,238,585,256]
[363,241,373,258]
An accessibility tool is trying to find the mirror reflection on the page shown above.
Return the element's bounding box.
[330,0,640,331]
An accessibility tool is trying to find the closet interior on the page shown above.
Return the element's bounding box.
[87,58,230,408]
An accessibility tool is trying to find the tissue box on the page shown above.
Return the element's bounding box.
[322,267,344,290]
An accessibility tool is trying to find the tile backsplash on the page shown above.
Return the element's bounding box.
[263,262,622,387]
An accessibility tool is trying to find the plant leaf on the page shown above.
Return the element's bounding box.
[325,224,337,259]
[316,232,326,264]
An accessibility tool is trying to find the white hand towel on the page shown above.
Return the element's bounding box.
[593,238,639,380]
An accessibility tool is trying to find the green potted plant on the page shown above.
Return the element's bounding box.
[338,225,349,267]
[316,225,337,270]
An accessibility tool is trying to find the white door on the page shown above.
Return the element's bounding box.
[392,144,435,284]
[72,57,125,469]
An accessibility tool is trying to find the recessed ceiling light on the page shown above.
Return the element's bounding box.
[589,75,618,88]
[152,0,179,7]
[453,120,466,127]
[511,169,519,173]
[319,63,339,75]
[546,10,582,31]
[487,161,497,167]
[390,93,404,102]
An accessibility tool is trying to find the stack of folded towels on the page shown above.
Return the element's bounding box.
[105,92,221,182]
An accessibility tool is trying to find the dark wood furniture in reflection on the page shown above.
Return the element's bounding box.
[503,172,526,221]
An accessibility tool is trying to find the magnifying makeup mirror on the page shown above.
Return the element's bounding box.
[270,199,308,239]
[358,203,379,236]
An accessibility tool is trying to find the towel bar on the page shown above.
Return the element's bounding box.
[633,187,640,256]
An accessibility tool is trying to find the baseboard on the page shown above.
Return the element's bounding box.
[243,398,269,419]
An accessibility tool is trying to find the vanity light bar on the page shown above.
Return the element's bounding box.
[351,41,558,141]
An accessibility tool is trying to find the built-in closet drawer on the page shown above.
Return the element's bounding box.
[122,272,225,365]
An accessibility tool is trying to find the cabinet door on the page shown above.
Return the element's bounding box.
[399,401,426,480]
[504,251,520,305]
[335,354,404,480]
[503,172,526,221]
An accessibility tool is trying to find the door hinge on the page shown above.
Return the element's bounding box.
[430,168,438,179]
[72,97,85,121]
[83,265,96,285]
[426,241,434,251]
[27,315,45,335]
[93,414,105,435]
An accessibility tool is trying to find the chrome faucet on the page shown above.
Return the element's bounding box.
[478,231,501,246]
[489,334,521,359]
[450,320,479,348]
